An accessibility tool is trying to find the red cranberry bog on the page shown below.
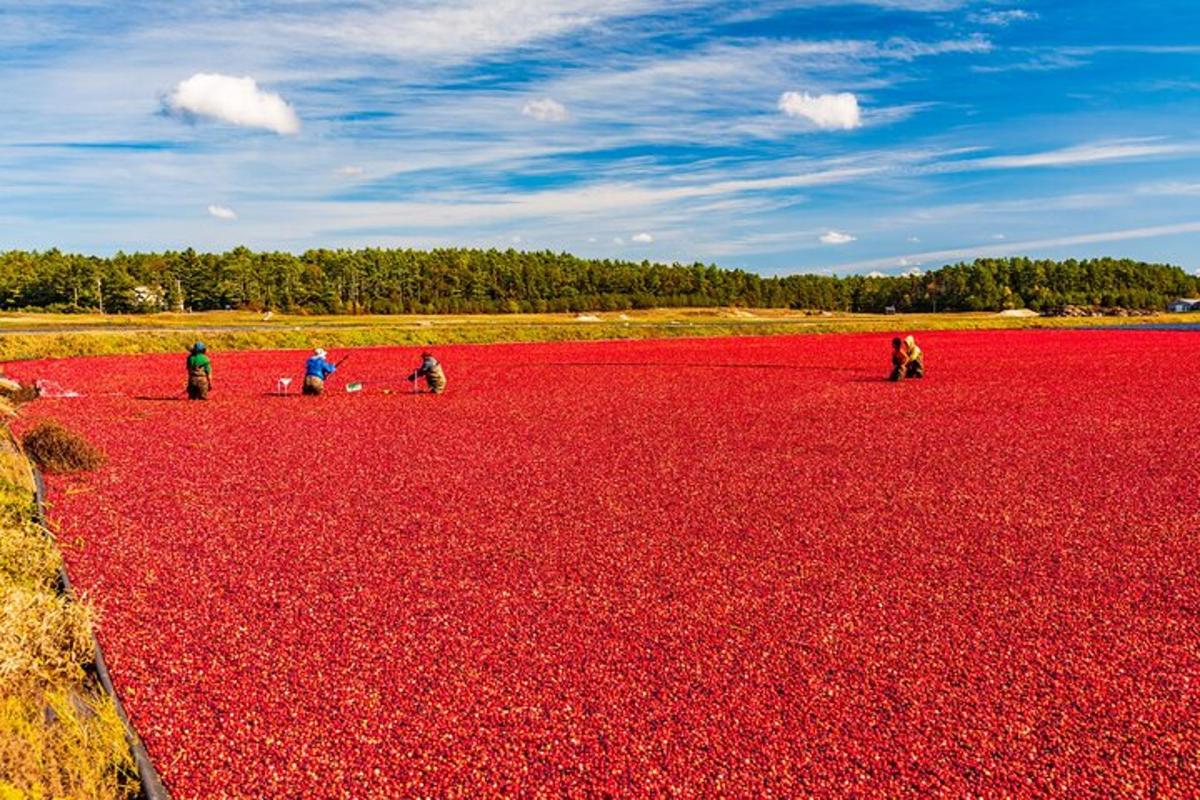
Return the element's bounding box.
[11,330,1200,798]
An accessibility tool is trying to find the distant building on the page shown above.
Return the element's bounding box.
[1167,298,1200,313]
[132,285,167,310]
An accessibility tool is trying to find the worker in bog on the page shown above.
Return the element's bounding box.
[407,351,446,394]
[904,335,925,379]
[303,348,338,395]
[186,342,213,400]
[888,337,909,382]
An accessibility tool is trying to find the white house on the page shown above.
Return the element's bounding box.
[1167,298,1200,313]
[132,285,167,310]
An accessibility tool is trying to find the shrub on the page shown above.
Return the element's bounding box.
[0,384,39,405]
[22,421,105,474]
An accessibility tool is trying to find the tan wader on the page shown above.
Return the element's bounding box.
[187,368,211,400]
[426,365,446,394]
[302,375,325,395]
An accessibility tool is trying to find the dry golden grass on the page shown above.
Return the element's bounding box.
[0,588,93,693]
[0,439,33,499]
[0,521,59,594]
[0,688,136,800]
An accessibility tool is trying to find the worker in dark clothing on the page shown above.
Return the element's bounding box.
[303,348,337,395]
[186,342,213,400]
[904,335,925,379]
[407,351,446,394]
[888,337,909,382]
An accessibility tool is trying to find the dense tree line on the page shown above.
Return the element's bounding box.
[0,247,1195,314]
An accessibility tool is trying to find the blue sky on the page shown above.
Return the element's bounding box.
[1,0,1198,275]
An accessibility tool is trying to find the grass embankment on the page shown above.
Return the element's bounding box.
[0,404,134,799]
[1,308,1198,361]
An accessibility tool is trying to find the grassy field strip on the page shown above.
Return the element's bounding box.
[2,310,1198,362]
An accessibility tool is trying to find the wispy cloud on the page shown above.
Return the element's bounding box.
[830,221,1200,273]
[207,204,237,220]
[972,53,1087,74]
[973,43,1200,74]
[968,9,1038,26]
[275,0,722,63]
[966,140,1197,169]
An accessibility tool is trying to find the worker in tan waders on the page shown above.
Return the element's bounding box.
[186,342,213,400]
[303,348,338,396]
[407,351,446,394]
[904,335,925,379]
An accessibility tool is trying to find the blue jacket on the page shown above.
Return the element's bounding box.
[305,355,336,380]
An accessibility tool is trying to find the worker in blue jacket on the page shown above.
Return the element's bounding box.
[303,348,337,395]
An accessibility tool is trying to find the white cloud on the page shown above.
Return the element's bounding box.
[778,91,861,130]
[907,235,921,242]
[612,236,625,245]
[820,230,856,245]
[165,73,300,135]
[522,97,569,122]
[969,9,1038,26]
[992,233,1006,240]
[631,232,654,243]
[866,271,887,278]
[207,204,237,220]
[336,165,365,177]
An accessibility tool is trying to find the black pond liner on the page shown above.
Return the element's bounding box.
[32,469,172,800]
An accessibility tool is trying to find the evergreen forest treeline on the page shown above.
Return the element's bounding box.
[0,247,1195,314]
